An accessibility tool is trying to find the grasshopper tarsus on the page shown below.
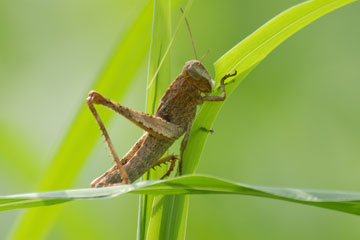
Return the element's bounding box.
[221,70,237,81]
[219,70,237,87]
[200,127,214,134]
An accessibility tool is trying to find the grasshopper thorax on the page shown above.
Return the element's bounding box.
[183,60,214,93]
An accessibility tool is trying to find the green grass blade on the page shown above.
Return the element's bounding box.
[139,0,172,239]
[145,0,172,116]
[183,0,358,176]
[140,1,192,239]
[3,175,360,216]
[170,0,358,238]
[9,2,154,240]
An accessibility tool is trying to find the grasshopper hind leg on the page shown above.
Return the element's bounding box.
[87,93,130,184]
[93,154,178,187]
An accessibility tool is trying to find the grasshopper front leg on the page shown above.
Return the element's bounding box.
[178,71,237,175]
[201,70,237,102]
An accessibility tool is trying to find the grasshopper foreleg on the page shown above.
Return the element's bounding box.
[202,70,237,102]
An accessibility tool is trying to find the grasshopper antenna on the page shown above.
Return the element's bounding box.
[180,8,198,60]
[200,49,210,63]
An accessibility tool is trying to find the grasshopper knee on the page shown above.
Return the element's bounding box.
[87,90,107,104]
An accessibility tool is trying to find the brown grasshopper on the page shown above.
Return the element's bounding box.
[87,15,237,187]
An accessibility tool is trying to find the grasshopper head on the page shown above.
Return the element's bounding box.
[183,60,214,93]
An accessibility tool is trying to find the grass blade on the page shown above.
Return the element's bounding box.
[9,2,154,239]
[168,0,358,238]
[3,175,360,216]
[140,1,193,239]
[183,0,359,185]
[139,0,172,239]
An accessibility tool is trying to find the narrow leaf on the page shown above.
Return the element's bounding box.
[141,1,193,240]
[2,175,360,216]
[173,0,358,238]
[185,0,358,174]
[140,0,172,239]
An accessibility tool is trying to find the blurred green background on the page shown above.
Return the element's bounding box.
[1,0,360,239]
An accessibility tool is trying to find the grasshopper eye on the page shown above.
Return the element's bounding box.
[188,62,211,82]
[184,60,213,93]
[188,63,202,80]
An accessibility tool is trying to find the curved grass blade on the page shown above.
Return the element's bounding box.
[9,2,154,240]
[2,175,360,216]
[174,0,358,238]
[184,0,358,174]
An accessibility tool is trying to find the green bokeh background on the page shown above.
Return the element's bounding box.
[1,0,360,239]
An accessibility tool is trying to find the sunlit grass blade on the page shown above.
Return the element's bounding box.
[9,1,154,240]
[183,0,359,186]
[145,0,171,116]
[168,0,358,238]
[140,1,193,239]
[139,0,172,239]
[3,175,360,216]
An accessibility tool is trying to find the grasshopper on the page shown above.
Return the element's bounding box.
[87,14,237,187]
